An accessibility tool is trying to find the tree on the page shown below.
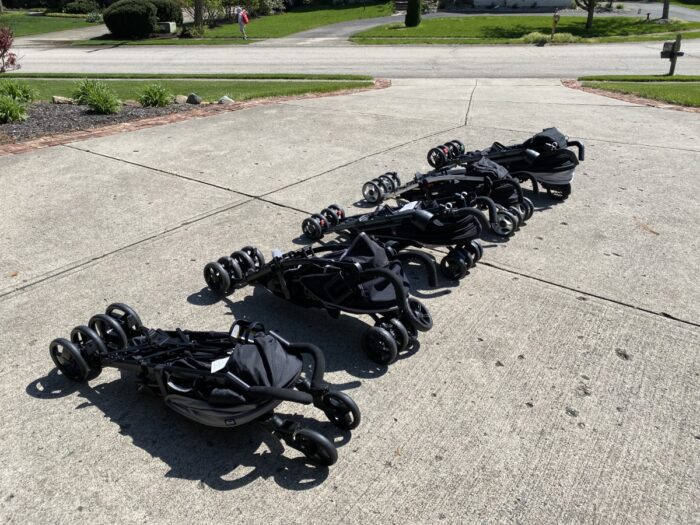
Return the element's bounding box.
[0,0,4,14]
[194,0,203,29]
[662,0,670,20]
[405,0,421,28]
[575,0,597,30]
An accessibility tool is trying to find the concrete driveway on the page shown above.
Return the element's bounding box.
[0,78,698,524]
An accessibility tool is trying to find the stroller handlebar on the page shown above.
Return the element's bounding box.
[567,140,585,161]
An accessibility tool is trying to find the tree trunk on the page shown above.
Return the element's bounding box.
[586,3,595,29]
[662,0,670,19]
[0,0,4,15]
[194,0,204,29]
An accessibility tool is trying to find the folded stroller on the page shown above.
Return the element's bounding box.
[203,234,435,365]
[49,303,361,466]
[361,157,533,230]
[300,201,484,281]
[425,127,585,199]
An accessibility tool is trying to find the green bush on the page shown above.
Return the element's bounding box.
[138,83,173,107]
[405,0,421,27]
[552,32,579,43]
[0,95,28,124]
[64,0,100,13]
[521,31,548,44]
[86,10,104,22]
[72,79,121,113]
[0,80,38,104]
[149,0,183,24]
[103,0,158,38]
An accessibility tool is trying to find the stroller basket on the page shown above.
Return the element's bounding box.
[203,233,435,365]
[49,303,361,466]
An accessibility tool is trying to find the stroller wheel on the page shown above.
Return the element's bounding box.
[491,210,517,238]
[320,207,341,227]
[241,246,265,270]
[469,240,484,263]
[293,429,338,467]
[546,184,571,200]
[105,303,143,338]
[388,172,401,187]
[49,338,90,382]
[70,325,107,370]
[327,204,345,220]
[203,261,232,295]
[379,318,410,352]
[440,254,469,281]
[231,250,256,275]
[521,197,534,221]
[218,256,244,281]
[363,326,398,365]
[450,139,465,155]
[88,314,129,350]
[362,180,383,204]
[406,298,433,332]
[427,147,447,169]
[322,391,361,430]
[302,217,324,241]
[377,174,396,193]
[508,206,525,228]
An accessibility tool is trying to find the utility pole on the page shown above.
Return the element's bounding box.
[662,0,670,20]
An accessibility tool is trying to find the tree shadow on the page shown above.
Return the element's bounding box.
[26,369,352,491]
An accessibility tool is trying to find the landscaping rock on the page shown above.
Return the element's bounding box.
[52,96,74,105]
[123,100,141,107]
[186,94,203,105]
[218,96,235,105]
[174,95,188,104]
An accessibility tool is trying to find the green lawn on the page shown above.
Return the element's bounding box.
[78,1,392,45]
[7,72,372,81]
[0,11,92,37]
[7,78,374,103]
[351,16,700,44]
[582,81,700,107]
[579,75,700,82]
[671,0,700,10]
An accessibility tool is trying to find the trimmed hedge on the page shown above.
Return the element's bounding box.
[405,0,421,27]
[103,0,158,38]
[149,0,183,24]
[64,0,100,13]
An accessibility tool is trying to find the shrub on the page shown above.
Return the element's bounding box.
[0,95,28,124]
[0,80,38,103]
[0,26,20,74]
[72,79,121,113]
[138,83,173,107]
[104,0,158,38]
[150,0,183,24]
[521,31,548,44]
[552,32,579,43]
[249,0,285,16]
[64,0,99,13]
[86,10,104,22]
[405,0,421,27]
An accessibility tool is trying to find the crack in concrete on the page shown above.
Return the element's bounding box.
[464,79,477,126]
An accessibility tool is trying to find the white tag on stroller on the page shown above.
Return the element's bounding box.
[398,201,419,212]
[211,357,229,373]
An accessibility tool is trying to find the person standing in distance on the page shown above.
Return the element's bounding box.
[234,5,249,40]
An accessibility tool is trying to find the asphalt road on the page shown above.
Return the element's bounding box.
[13,40,700,77]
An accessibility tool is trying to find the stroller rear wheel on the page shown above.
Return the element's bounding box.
[70,325,107,371]
[241,246,265,270]
[203,261,232,295]
[491,210,518,237]
[49,338,90,382]
[321,391,361,430]
[468,240,483,263]
[88,314,129,350]
[377,174,396,193]
[545,183,571,200]
[302,217,324,241]
[440,253,469,281]
[406,298,433,332]
[363,326,398,365]
[521,197,534,221]
[106,303,143,338]
[293,429,338,466]
[380,318,410,352]
[362,180,384,204]
[508,206,525,229]
[427,146,447,169]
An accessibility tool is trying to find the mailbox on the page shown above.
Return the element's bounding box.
[661,36,684,75]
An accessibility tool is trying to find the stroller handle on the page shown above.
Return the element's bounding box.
[276,338,327,387]
[567,140,585,161]
[394,250,438,287]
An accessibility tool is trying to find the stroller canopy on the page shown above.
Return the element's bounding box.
[228,334,302,389]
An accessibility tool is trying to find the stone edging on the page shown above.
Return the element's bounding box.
[562,79,699,114]
[0,78,391,157]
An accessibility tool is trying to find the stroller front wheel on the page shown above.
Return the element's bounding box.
[203,261,231,295]
[49,338,90,382]
[302,217,324,241]
[406,298,433,332]
[322,391,361,430]
[545,183,571,200]
[491,210,517,237]
[362,181,384,204]
[105,303,143,338]
[440,254,469,281]
[293,429,338,467]
[363,326,398,365]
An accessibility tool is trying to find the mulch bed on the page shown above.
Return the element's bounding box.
[0,79,391,156]
[0,103,195,146]
[562,79,700,114]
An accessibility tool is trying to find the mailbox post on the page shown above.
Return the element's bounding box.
[660,35,684,76]
[551,11,561,40]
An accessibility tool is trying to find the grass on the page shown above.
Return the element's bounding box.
[351,15,700,44]
[579,75,700,82]
[0,11,92,37]
[582,80,700,107]
[6,72,373,81]
[671,0,700,10]
[9,78,374,103]
[76,1,392,45]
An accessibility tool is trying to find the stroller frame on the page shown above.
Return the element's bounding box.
[204,235,436,365]
[49,303,361,466]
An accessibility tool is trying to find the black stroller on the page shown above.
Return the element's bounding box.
[361,157,532,232]
[203,234,435,365]
[300,201,484,281]
[424,127,585,199]
[49,303,361,466]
